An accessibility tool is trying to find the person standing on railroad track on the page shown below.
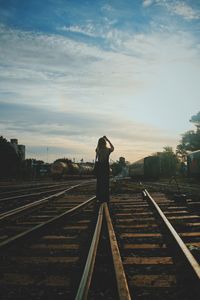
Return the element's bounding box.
[95,136,114,203]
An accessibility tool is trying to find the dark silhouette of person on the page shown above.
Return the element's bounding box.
[95,136,114,203]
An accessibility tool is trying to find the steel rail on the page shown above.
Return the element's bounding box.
[144,189,200,282]
[104,203,131,300]
[144,181,200,194]
[75,203,104,300]
[0,182,68,198]
[0,180,93,221]
[0,180,92,202]
[0,182,51,193]
[0,184,83,222]
[0,195,96,250]
[0,187,71,202]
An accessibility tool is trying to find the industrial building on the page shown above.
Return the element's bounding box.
[10,139,25,160]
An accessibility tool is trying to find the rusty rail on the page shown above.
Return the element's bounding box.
[0,183,87,222]
[0,195,96,250]
[75,203,104,300]
[104,203,131,300]
[76,202,131,300]
[144,189,200,284]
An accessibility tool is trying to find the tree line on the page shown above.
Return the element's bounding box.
[176,111,200,161]
[155,111,200,177]
[112,111,200,178]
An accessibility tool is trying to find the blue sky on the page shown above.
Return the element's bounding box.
[0,0,200,162]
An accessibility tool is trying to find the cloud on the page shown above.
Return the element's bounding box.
[0,102,169,140]
[0,101,179,162]
[59,17,118,40]
[0,24,144,115]
[0,24,106,108]
[143,0,154,8]
[157,1,199,21]
[143,1,199,20]
[60,24,98,37]
[102,4,115,13]
[165,1,200,20]
[0,22,199,161]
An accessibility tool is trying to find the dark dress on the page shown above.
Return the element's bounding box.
[96,148,111,203]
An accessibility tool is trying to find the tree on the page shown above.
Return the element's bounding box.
[181,130,200,150]
[0,136,21,179]
[176,112,200,160]
[190,111,200,131]
[157,146,179,177]
[0,136,7,144]
[176,144,188,162]
[176,129,200,157]
[54,158,71,163]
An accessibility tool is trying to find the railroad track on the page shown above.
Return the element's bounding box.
[0,180,200,299]
[143,190,200,267]
[0,194,97,299]
[0,182,71,199]
[109,190,200,299]
[0,181,65,195]
[0,182,95,247]
[141,181,200,216]
[0,185,130,300]
[0,180,92,215]
[143,181,200,197]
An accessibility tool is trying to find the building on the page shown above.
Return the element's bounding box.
[18,145,26,160]
[10,139,25,160]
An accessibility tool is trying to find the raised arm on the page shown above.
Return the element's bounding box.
[95,148,98,161]
[103,136,114,152]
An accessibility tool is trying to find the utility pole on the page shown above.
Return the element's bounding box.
[46,147,49,163]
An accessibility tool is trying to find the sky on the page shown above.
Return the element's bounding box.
[0,0,199,163]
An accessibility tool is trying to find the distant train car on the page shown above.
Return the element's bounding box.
[79,164,93,175]
[129,156,160,179]
[51,160,95,179]
[68,162,80,175]
[129,158,144,177]
[51,161,68,179]
[187,150,200,178]
[144,156,160,179]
